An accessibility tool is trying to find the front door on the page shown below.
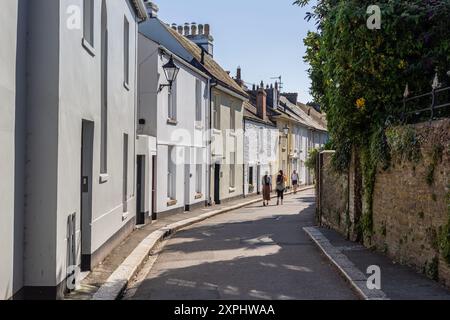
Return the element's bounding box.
[136,155,145,225]
[256,165,261,194]
[214,164,221,204]
[151,155,157,220]
[80,120,94,272]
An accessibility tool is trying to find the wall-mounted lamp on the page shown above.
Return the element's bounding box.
[158,55,180,93]
[282,125,289,136]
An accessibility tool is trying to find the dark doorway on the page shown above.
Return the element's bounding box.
[136,155,145,225]
[80,120,94,271]
[256,165,261,194]
[214,164,221,204]
[151,155,157,220]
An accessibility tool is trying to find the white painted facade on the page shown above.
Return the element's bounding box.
[138,35,209,214]
[0,0,23,300]
[243,120,279,196]
[0,0,148,298]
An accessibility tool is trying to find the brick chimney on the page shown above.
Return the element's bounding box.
[256,84,267,121]
[235,66,244,87]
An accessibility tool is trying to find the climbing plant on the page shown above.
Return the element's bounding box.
[297,0,450,241]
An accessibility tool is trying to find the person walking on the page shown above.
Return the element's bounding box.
[276,170,286,205]
[291,170,299,194]
[261,171,272,207]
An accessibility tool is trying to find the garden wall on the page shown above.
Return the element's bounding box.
[317,119,450,287]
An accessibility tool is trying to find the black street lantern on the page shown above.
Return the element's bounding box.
[159,55,179,92]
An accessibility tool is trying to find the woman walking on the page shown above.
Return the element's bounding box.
[276,170,286,205]
[291,170,299,194]
[261,171,272,206]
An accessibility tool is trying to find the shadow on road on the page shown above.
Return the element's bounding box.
[128,192,357,300]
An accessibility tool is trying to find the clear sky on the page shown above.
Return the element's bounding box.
[155,0,317,103]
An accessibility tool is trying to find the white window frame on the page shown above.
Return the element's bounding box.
[167,146,176,200]
[195,79,202,124]
[83,0,95,53]
[123,17,130,88]
[168,79,177,122]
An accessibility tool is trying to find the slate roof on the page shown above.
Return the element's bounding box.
[243,101,277,127]
[297,103,328,129]
[163,24,248,99]
[278,96,327,132]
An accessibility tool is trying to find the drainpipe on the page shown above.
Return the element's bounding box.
[207,78,218,205]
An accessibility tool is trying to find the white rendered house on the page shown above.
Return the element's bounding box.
[0,0,148,299]
[138,30,210,215]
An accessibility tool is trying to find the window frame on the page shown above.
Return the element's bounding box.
[82,0,95,54]
[123,16,130,88]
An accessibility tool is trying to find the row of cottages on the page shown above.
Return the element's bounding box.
[137,1,248,216]
[0,0,328,300]
[0,0,148,300]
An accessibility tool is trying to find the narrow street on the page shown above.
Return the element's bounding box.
[126,189,357,300]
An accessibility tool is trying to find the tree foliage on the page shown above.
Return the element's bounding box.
[297,0,450,240]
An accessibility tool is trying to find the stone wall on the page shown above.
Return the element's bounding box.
[318,151,349,236]
[371,119,450,286]
[317,119,450,287]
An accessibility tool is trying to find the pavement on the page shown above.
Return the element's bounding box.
[304,226,450,300]
[124,189,358,300]
[65,188,309,300]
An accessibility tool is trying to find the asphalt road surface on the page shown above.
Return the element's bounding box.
[126,189,357,300]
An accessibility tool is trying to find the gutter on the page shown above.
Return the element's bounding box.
[216,83,249,102]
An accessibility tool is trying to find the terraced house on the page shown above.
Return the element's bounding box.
[139,2,248,206]
[0,0,147,299]
[138,3,210,217]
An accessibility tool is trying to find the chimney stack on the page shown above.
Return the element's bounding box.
[186,23,214,56]
[235,66,244,88]
[257,85,267,121]
[145,1,159,18]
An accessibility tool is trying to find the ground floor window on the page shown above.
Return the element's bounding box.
[167,146,176,200]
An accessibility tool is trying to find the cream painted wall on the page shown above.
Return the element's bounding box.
[210,88,245,202]
[24,0,141,288]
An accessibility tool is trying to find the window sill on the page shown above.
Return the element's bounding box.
[99,174,109,184]
[123,81,130,91]
[82,38,95,57]
[212,128,221,135]
[229,187,236,193]
[167,119,178,126]
[167,199,178,207]
[229,130,237,137]
[194,193,203,200]
[195,124,203,130]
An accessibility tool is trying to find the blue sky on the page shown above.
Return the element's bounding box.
[155,0,317,103]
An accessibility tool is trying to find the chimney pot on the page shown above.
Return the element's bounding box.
[198,24,204,35]
[145,2,159,18]
[191,22,197,36]
[171,23,177,30]
[177,25,183,34]
[184,23,190,36]
[204,24,210,36]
